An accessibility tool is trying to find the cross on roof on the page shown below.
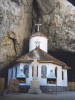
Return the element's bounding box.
[35,23,42,32]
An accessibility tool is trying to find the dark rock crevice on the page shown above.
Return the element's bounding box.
[32,0,42,32]
[7,31,19,55]
[49,50,75,82]
[68,0,75,6]
[11,0,22,6]
[33,0,41,20]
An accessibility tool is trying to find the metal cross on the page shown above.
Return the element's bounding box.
[35,24,42,32]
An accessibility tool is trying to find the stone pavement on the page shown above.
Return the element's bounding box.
[0,91,75,100]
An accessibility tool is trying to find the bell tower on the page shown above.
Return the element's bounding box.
[29,24,48,52]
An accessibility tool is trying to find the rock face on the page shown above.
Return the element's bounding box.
[0,0,75,68]
[33,0,75,52]
[0,0,33,67]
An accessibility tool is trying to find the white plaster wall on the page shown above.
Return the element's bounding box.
[19,63,32,85]
[38,63,63,86]
[17,63,25,85]
[8,63,68,87]
[13,67,15,79]
[20,63,24,70]
[47,63,57,86]
[8,63,37,86]
[47,63,55,78]
[38,63,57,86]
[56,65,62,86]
[16,64,21,78]
[25,64,32,85]
[14,64,20,79]
[8,64,20,85]
[29,36,48,52]
[12,64,18,79]
[38,63,47,86]
[62,69,68,86]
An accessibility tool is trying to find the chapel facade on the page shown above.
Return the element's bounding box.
[8,25,69,93]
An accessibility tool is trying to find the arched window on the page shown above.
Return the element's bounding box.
[62,71,64,80]
[41,65,47,78]
[32,66,34,77]
[11,69,13,79]
[55,67,57,78]
[15,67,17,77]
[24,65,29,78]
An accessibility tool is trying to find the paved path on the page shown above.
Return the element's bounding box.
[0,91,75,100]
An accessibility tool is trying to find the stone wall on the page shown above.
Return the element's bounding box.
[40,86,68,93]
[17,85,68,93]
[68,82,75,91]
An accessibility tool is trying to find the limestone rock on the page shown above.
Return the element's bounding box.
[0,0,75,68]
[0,0,33,67]
[35,0,75,52]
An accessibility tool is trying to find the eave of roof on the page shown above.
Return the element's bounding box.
[16,47,70,69]
[30,32,48,39]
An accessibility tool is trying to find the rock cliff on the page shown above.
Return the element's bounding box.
[33,0,75,52]
[0,0,75,68]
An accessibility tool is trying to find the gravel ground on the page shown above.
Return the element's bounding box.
[0,91,75,100]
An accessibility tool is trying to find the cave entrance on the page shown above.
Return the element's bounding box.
[49,50,75,82]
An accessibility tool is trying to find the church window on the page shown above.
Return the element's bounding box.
[62,71,64,80]
[50,70,53,72]
[55,67,57,77]
[24,65,29,78]
[32,66,34,77]
[15,67,17,77]
[11,69,13,79]
[37,66,38,77]
[41,65,47,78]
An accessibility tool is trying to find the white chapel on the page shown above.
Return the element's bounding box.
[8,24,69,93]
